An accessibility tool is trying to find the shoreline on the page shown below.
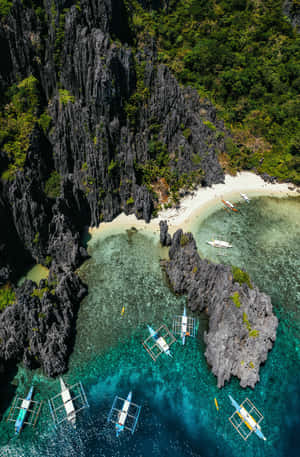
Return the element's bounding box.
[89,172,299,239]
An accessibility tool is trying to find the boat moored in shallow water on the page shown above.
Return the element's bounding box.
[147,325,172,357]
[14,386,34,435]
[180,306,188,345]
[48,378,89,428]
[59,377,76,428]
[228,395,266,441]
[142,324,176,361]
[173,306,197,345]
[207,240,232,248]
[7,385,43,435]
[240,193,250,203]
[221,199,238,212]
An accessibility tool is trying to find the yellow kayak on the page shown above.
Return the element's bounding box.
[121,306,125,316]
[214,398,219,411]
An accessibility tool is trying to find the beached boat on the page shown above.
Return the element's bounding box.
[14,386,34,435]
[228,395,266,441]
[240,193,250,203]
[60,377,76,428]
[207,240,232,248]
[147,325,173,357]
[221,199,238,212]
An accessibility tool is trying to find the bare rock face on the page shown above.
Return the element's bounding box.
[159,220,171,246]
[161,227,278,389]
[0,271,87,377]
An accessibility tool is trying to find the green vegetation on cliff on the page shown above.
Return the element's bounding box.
[126,0,300,183]
[0,284,16,311]
[0,75,52,181]
[44,171,61,198]
[231,265,252,288]
[0,0,12,17]
[230,291,241,308]
[0,76,39,180]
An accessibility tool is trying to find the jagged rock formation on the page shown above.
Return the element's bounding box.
[0,0,226,275]
[0,0,226,384]
[0,271,87,377]
[161,225,278,388]
[159,220,171,246]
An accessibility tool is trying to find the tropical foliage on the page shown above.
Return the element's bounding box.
[0,75,40,180]
[0,284,16,311]
[126,0,300,183]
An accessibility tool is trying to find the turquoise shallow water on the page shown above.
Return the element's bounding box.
[0,197,300,456]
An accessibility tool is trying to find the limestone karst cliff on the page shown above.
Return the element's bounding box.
[0,0,227,383]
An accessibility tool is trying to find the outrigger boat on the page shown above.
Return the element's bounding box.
[207,240,232,248]
[240,193,250,203]
[60,377,76,428]
[147,325,172,357]
[173,306,197,345]
[115,391,132,436]
[228,395,266,441]
[14,386,34,435]
[48,378,89,428]
[142,324,176,361]
[108,391,141,437]
[221,199,238,212]
[6,386,43,434]
[181,306,188,345]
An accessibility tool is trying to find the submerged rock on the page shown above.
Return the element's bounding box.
[161,227,278,388]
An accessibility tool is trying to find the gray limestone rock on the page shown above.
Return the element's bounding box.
[162,228,278,389]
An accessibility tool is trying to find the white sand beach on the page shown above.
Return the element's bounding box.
[89,171,299,238]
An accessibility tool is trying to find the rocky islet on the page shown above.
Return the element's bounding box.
[160,222,278,389]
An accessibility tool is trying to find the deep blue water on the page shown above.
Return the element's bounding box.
[0,196,300,457]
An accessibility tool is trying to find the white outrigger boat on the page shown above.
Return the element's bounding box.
[60,377,76,428]
[142,324,176,361]
[107,391,141,437]
[180,307,188,345]
[207,240,232,248]
[115,391,132,436]
[48,377,89,428]
[173,306,197,345]
[228,395,266,441]
[147,325,172,357]
[240,193,250,203]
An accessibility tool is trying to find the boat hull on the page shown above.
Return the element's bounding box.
[116,392,132,436]
[229,395,266,441]
[14,386,33,435]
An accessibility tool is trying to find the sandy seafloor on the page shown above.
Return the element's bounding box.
[0,172,300,457]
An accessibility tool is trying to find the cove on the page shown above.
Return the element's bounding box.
[0,197,299,457]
